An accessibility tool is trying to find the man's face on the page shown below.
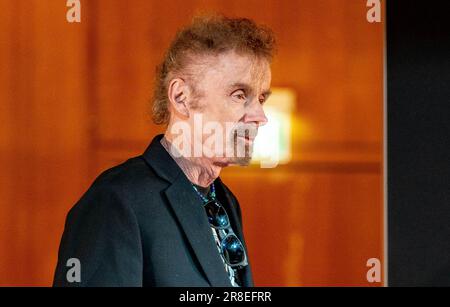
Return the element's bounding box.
[189,51,271,166]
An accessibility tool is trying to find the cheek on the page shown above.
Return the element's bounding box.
[204,97,243,123]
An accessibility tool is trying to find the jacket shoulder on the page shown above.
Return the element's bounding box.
[70,155,168,218]
[54,157,151,286]
[92,156,157,189]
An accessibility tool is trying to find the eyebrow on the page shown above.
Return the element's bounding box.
[262,89,272,98]
[229,82,272,98]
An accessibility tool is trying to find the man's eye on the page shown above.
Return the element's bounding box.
[232,91,247,101]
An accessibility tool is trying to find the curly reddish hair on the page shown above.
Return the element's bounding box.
[151,14,277,125]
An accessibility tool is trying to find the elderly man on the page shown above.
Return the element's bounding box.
[54,15,275,287]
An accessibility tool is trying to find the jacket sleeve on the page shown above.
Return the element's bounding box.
[53,183,143,287]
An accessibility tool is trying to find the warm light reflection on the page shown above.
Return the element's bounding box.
[252,88,296,165]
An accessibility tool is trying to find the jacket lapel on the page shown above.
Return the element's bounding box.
[142,135,232,287]
[165,175,232,287]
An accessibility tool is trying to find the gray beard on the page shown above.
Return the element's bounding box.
[228,132,253,166]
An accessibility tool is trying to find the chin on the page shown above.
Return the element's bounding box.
[228,136,254,166]
[229,154,253,166]
[235,157,252,166]
[214,155,253,167]
[212,159,231,167]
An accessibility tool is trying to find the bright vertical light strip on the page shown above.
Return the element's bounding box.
[252,88,295,165]
[253,107,281,162]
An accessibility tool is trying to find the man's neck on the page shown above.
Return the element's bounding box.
[160,135,222,188]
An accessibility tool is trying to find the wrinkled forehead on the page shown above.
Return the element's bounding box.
[191,50,272,92]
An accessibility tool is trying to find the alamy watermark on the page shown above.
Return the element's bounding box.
[65,1,381,25]
[366,258,382,283]
[66,257,81,283]
[66,0,81,23]
[366,0,381,23]
[165,114,280,168]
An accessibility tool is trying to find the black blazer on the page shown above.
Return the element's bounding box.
[53,134,254,287]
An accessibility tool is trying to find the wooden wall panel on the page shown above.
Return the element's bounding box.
[0,0,384,286]
[221,169,383,286]
[0,1,90,285]
[89,0,384,286]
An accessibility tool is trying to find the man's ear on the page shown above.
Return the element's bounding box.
[167,78,191,118]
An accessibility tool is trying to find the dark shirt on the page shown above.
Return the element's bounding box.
[192,183,243,287]
[193,184,211,196]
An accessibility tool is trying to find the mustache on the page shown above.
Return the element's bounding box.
[232,124,258,140]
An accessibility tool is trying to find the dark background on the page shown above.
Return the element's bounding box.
[388,0,450,286]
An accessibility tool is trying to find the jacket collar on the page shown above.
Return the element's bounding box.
[141,134,182,183]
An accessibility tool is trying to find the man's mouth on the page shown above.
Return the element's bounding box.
[238,135,254,143]
[234,127,257,143]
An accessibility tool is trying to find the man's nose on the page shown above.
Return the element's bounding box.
[244,100,268,127]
